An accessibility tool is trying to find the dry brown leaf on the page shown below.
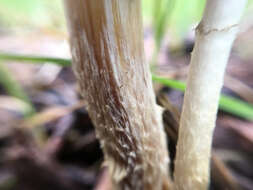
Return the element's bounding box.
[22,100,85,129]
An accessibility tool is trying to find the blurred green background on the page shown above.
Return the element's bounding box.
[0,0,252,40]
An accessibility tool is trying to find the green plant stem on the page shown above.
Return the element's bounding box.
[1,52,252,121]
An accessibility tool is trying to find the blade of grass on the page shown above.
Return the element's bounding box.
[152,75,253,121]
[152,74,186,91]
[219,96,253,121]
[1,52,252,121]
[0,61,35,116]
[0,53,71,66]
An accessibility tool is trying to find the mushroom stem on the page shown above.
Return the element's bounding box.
[174,0,247,189]
[63,1,170,189]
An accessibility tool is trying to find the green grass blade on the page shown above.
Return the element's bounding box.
[219,95,253,121]
[0,53,71,66]
[152,74,186,91]
[0,61,35,116]
[1,52,252,121]
[152,74,253,121]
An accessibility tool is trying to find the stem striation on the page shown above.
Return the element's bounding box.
[63,1,170,189]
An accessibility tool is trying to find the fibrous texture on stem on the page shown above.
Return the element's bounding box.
[63,0,170,189]
[174,0,247,189]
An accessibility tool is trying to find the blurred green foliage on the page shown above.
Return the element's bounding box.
[0,0,65,29]
[143,0,205,40]
[0,0,252,39]
[149,0,252,42]
[0,61,35,116]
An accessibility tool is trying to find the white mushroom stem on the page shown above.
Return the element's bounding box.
[63,1,171,189]
[174,0,247,189]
